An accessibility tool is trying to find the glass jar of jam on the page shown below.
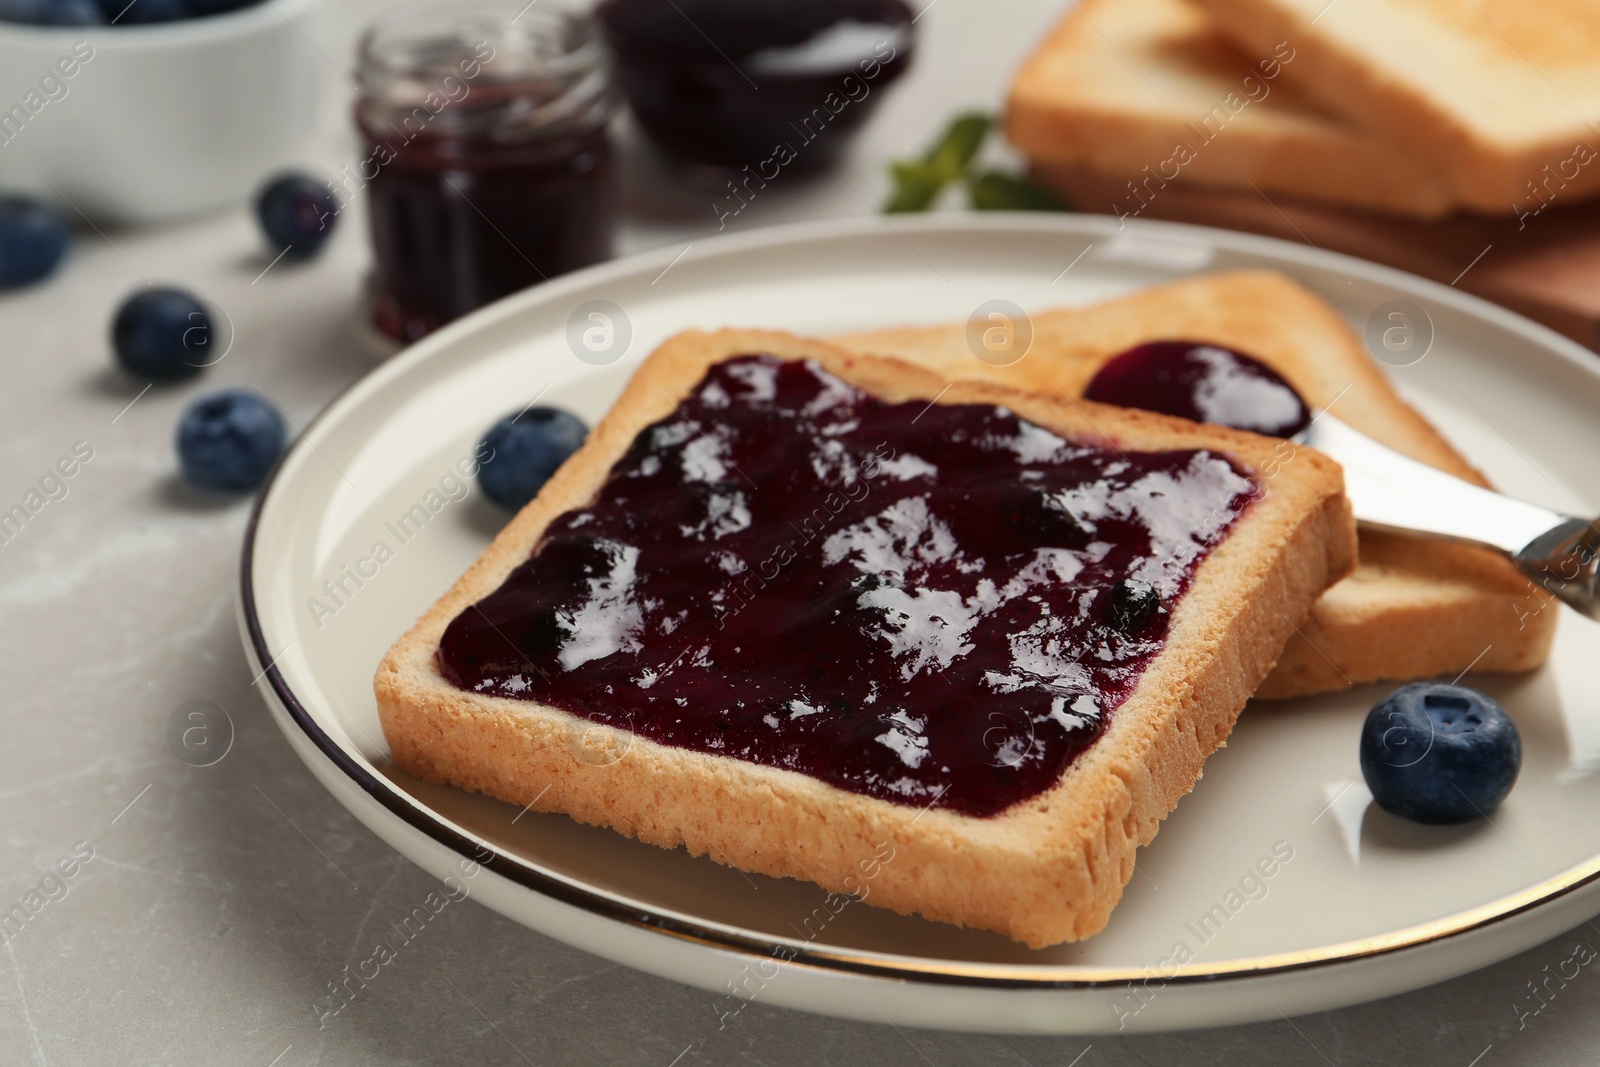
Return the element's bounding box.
[356,1,619,343]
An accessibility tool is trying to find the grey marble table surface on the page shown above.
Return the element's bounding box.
[4,0,1600,1063]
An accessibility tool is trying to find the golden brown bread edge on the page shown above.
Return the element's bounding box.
[1184,0,1600,212]
[375,327,1355,947]
[1002,0,1459,219]
[833,270,1558,699]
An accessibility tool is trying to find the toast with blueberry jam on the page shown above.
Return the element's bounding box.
[375,327,1353,946]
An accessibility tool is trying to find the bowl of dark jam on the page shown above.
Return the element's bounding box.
[595,0,916,178]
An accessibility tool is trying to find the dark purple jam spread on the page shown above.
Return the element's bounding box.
[1085,341,1311,439]
[437,356,1259,817]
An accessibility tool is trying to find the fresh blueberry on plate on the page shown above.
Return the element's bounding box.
[176,390,287,494]
[0,196,71,288]
[0,0,105,24]
[1359,682,1521,824]
[112,286,211,380]
[478,407,589,511]
[255,173,337,260]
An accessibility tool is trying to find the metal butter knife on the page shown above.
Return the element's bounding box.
[1295,415,1600,619]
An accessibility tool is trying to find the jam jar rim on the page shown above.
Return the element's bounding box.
[356,1,618,143]
[358,0,605,83]
[360,1,608,93]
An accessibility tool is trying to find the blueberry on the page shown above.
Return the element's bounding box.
[998,486,1089,546]
[176,390,287,494]
[0,0,105,24]
[255,173,337,259]
[478,407,589,511]
[1359,682,1521,824]
[0,197,71,289]
[101,0,189,22]
[1107,578,1161,632]
[112,287,211,380]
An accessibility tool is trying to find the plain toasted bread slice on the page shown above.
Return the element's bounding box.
[1005,0,1457,219]
[1187,0,1600,213]
[1028,160,1600,353]
[835,270,1558,699]
[376,328,1354,947]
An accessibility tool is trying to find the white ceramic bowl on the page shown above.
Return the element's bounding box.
[0,0,330,224]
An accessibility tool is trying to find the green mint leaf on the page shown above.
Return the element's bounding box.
[884,161,947,213]
[968,171,1072,212]
[925,113,993,182]
[881,112,995,213]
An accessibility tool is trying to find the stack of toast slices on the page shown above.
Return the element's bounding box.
[375,272,1550,947]
[1183,0,1600,213]
[1006,0,1459,217]
[1006,0,1600,348]
[1010,0,1600,216]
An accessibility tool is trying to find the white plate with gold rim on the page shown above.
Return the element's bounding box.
[240,213,1600,1034]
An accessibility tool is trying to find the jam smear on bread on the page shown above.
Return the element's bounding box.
[1086,340,1311,438]
[437,355,1259,816]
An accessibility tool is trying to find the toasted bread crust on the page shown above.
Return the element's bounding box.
[1187,0,1600,212]
[375,328,1354,947]
[834,270,1559,699]
[1004,0,1458,218]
